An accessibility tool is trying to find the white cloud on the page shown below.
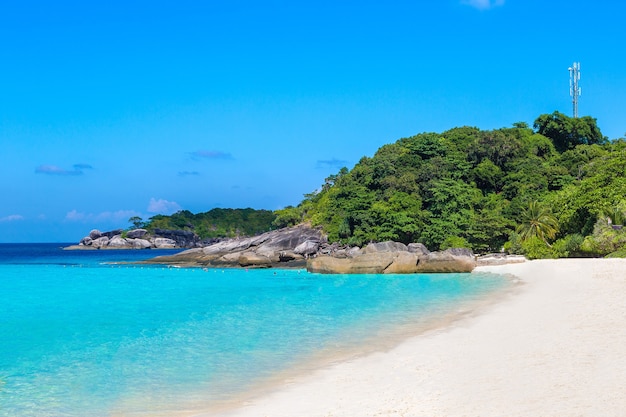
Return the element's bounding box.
[0,214,25,222]
[461,0,505,10]
[147,198,182,215]
[65,210,86,221]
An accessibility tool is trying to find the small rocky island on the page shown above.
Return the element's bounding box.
[65,228,206,250]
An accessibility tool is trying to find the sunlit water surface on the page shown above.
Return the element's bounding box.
[0,243,511,416]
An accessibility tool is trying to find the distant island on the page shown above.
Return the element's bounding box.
[71,111,626,261]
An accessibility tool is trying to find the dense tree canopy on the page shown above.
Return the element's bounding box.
[533,111,607,152]
[283,112,625,257]
[145,112,626,258]
[144,208,276,239]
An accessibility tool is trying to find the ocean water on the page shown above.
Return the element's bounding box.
[0,243,511,416]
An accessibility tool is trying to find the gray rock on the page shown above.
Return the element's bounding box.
[238,252,272,267]
[102,229,124,239]
[145,224,324,268]
[127,229,148,239]
[476,254,526,266]
[153,229,200,248]
[363,241,408,254]
[91,236,109,248]
[80,236,93,246]
[108,235,130,248]
[154,238,177,248]
[415,251,476,273]
[383,252,420,274]
[131,238,152,249]
[442,247,474,257]
[89,229,102,240]
[293,240,319,256]
[278,251,305,262]
[408,243,430,256]
[307,252,396,274]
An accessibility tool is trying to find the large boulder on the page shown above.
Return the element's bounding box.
[108,235,131,248]
[307,252,396,274]
[415,249,476,273]
[102,229,124,239]
[238,252,273,267]
[407,243,430,256]
[307,246,475,274]
[363,241,408,254]
[126,229,148,239]
[153,229,200,248]
[130,238,152,249]
[293,240,319,256]
[91,236,109,248]
[476,254,526,266]
[144,224,324,268]
[89,229,103,240]
[382,251,420,274]
[154,238,177,249]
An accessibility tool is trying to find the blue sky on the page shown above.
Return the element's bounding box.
[1,0,624,242]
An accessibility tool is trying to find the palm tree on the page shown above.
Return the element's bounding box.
[517,201,559,245]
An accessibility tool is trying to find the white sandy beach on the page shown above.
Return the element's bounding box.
[199,259,626,417]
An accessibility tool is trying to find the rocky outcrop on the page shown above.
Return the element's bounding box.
[70,223,475,273]
[144,224,324,268]
[144,227,476,273]
[307,241,476,274]
[476,253,527,266]
[66,228,203,250]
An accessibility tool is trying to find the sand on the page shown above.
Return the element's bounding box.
[198,259,626,417]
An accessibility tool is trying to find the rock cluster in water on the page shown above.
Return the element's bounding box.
[65,228,209,250]
[144,224,477,273]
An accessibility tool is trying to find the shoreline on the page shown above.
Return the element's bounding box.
[195,259,626,417]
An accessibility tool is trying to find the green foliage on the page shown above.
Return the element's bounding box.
[296,116,622,254]
[578,217,626,257]
[547,148,626,236]
[533,111,607,152]
[503,233,524,255]
[143,113,624,258]
[521,236,555,259]
[605,247,626,258]
[516,201,559,244]
[128,216,145,229]
[144,208,276,239]
[273,206,304,228]
[551,234,584,258]
[605,203,626,226]
[440,236,471,250]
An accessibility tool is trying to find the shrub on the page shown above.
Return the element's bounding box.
[521,236,555,259]
[503,233,524,255]
[551,234,584,258]
[440,236,471,250]
[606,247,626,258]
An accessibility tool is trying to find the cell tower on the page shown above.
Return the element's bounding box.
[568,62,581,118]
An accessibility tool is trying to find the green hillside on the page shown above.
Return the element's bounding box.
[275,111,626,258]
[141,208,276,239]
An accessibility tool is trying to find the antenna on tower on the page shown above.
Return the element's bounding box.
[568,62,581,118]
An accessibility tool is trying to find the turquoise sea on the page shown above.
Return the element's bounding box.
[0,243,511,416]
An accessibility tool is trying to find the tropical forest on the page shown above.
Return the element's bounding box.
[141,111,626,259]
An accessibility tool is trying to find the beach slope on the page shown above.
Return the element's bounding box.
[207,259,626,417]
